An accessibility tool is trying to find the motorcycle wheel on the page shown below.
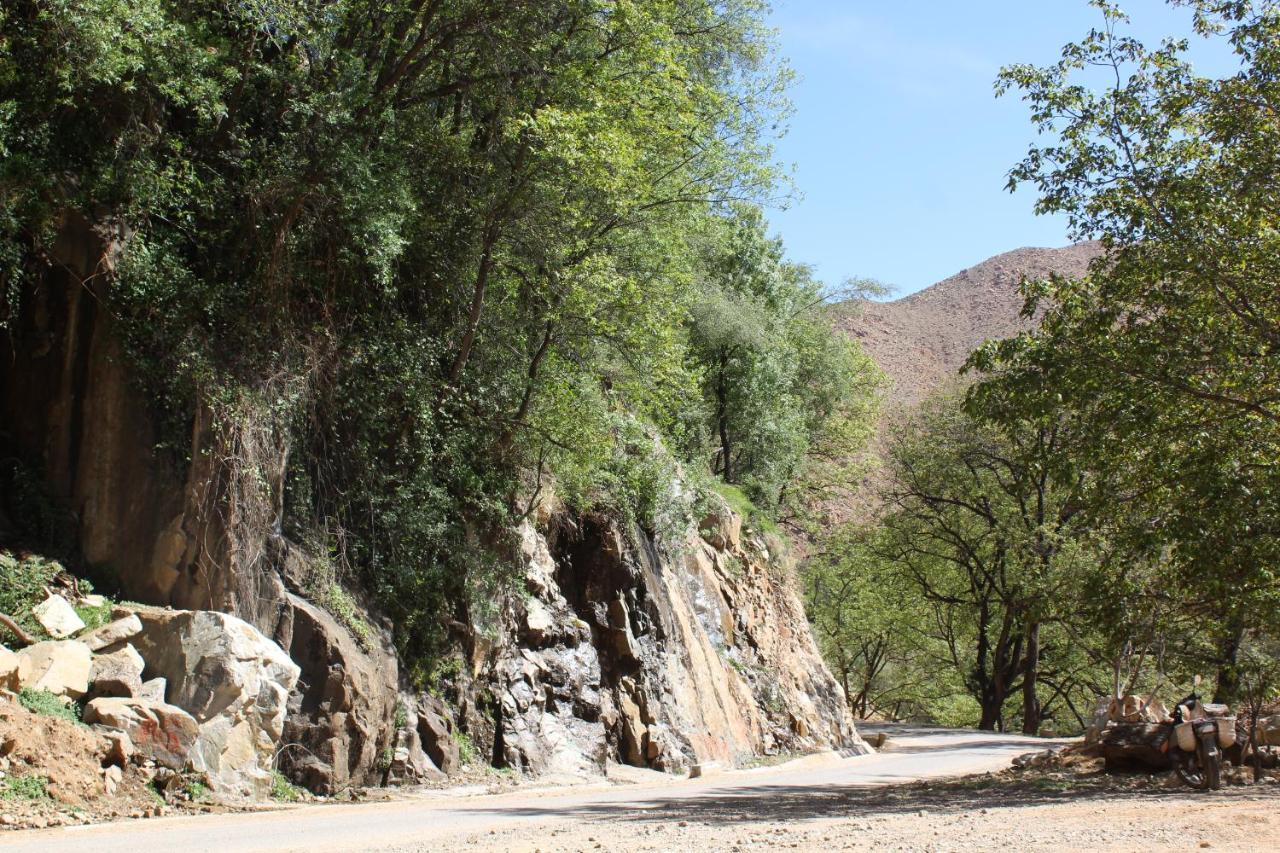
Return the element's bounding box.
[1198,737,1222,791]
[1175,751,1207,790]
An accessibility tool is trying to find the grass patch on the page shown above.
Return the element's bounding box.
[17,688,82,725]
[709,482,779,536]
[318,582,375,648]
[0,774,50,801]
[74,596,115,632]
[270,771,303,803]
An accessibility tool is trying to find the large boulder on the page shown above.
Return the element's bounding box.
[15,640,92,698]
[84,697,199,769]
[274,593,398,795]
[126,608,300,799]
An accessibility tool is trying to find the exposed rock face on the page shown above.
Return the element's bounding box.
[273,589,399,794]
[0,214,400,793]
[126,607,301,799]
[417,694,461,775]
[463,512,864,775]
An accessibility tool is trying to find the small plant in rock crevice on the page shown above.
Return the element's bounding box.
[269,770,303,803]
[453,730,478,767]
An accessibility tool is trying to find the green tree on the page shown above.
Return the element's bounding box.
[972,0,1280,701]
[686,206,881,513]
[879,398,1096,732]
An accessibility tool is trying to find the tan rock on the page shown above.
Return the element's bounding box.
[139,677,167,703]
[1260,714,1280,747]
[101,728,138,767]
[0,645,19,691]
[15,640,92,698]
[88,644,145,699]
[102,765,122,796]
[32,595,85,639]
[83,698,198,770]
[417,695,460,775]
[524,598,555,642]
[127,609,300,799]
[79,615,143,652]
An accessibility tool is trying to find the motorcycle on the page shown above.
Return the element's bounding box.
[1166,682,1230,791]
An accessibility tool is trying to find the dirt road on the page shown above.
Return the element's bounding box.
[2,727,1275,852]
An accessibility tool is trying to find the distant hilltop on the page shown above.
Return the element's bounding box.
[837,243,1102,408]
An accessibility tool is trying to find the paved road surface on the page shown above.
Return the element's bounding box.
[0,727,1054,852]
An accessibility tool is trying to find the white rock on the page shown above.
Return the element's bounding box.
[80,614,143,652]
[0,645,18,691]
[139,677,167,703]
[14,640,92,698]
[32,594,85,639]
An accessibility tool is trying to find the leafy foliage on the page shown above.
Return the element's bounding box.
[969,0,1280,703]
[0,0,877,672]
[269,770,303,803]
[0,774,49,802]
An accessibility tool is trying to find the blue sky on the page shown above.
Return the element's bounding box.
[765,1,1232,298]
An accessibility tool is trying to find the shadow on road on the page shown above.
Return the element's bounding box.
[468,774,1214,828]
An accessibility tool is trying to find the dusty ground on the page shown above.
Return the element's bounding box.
[0,696,243,829]
[4,724,1278,851]
[427,774,1280,853]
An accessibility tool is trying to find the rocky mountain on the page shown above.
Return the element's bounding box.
[837,243,1102,408]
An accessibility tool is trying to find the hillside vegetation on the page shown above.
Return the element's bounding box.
[0,1,879,670]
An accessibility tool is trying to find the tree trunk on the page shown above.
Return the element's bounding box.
[1212,622,1245,704]
[1022,621,1041,735]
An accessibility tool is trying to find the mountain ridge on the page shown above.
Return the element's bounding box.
[837,242,1102,407]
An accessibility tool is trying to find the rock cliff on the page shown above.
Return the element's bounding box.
[461,512,864,773]
[0,216,863,792]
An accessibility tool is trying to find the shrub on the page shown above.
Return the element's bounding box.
[0,551,61,643]
[17,688,82,726]
[0,774,49,801]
